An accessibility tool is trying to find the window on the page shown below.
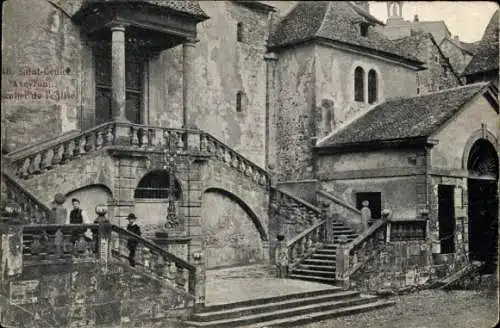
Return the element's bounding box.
[390,221,427,241]
[360,23,369,37]
[134,170,181,199]
[94,43,144,125]
[236,22,243,42]
[368,69,378,104]
[417,87,420,94]
[354,67,365,102]
[236,91,243,112]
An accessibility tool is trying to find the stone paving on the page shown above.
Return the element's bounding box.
[205,265,338,306]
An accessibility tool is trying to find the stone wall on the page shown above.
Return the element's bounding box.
[439,38,473,75]
[275,44,316,181]
[412,36,461,94]
[1,261,191,328]
[2,0,82,150]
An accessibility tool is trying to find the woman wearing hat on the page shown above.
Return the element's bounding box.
[126,213,141,266]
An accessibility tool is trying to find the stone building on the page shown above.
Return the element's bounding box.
[0,2,499,325]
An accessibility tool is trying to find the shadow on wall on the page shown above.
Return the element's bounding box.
[64,184,113,222]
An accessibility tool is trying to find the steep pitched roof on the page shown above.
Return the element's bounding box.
[80,0,209,18]
[393,32,461,82]
[316,83,491,148]
[463,10,499,76]
[411,20,451,43]
[268,1,422,65]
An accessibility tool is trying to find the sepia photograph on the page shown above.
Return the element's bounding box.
[0,1,498,327]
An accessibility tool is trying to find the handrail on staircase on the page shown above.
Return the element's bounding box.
[2,169,52,224]
[286,220,327,270]
[316,190,361,215]
[336,219,388,284]
[110,224,197,296]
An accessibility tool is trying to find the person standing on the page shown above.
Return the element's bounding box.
[126,213,141,267]
[68,198,92,243]
[360,200,372,231]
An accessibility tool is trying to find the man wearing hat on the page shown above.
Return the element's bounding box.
[126,213,141,266]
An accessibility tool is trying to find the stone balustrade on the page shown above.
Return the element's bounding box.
[7,122,270,188]
[286,220,326,271]
[110,224,196,298]
[336,219,388,287]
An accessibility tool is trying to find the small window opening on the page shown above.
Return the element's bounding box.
[236,91,243,112]
[417,87,420,94]
[360,23,369,37]
[236,22,243,42]
[368,69,378,104]
[354,67,365,102]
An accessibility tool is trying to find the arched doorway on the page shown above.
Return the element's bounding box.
[467,139,499,273]
[134,170,182,237]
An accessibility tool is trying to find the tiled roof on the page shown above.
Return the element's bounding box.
[458,40,480,55]
[81,0,208,18]
[317,83,490,148]
[268,1,421,64]
[463,10,499,76]
[411,21,450,43]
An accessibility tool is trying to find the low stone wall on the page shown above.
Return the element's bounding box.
[349,240,469,293]
[277,180,318,204]
[1,260,192,328]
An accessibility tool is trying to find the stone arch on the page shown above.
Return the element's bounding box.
[201,187,268,268]
[204,187,268,241]
[462,128,498,172]
[64,184,113,221]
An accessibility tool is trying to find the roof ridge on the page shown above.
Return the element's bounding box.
[387,82,489,103]
[315,1,333,39]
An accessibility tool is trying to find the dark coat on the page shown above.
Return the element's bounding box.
[126,223,141,248]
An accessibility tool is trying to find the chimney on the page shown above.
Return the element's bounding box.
[353,1,370,13]
[414,14,419,22]
[453,35,459,42]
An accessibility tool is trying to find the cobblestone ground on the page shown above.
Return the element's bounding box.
[296,289,499,328]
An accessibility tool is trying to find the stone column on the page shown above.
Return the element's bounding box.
[183,38,197,129]
[264,52,278,171]
[111,24,127,122]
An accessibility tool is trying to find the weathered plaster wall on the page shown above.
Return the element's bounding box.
[1,261,190,328]
[314,44,418,139]
[153,2,269,166]
[201,190,265,268]
[2,0,82,150]
[275,44,316,180]
[321,176,420,220]
[439,38,473,75]
[64,184,114,222]
[431,95,498,171]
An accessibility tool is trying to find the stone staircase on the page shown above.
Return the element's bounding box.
[288,223,358,285]
[184,287,394,328]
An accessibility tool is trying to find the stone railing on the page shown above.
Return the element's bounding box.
[336,219,388,286]
[7,121,269,187]
[110,224,196,298]
[271,188,326,241]
[286,220,326,271]
[201,133,269,187]
[2,170,52,224]
[316,190,362,233]
[22,224,100,265]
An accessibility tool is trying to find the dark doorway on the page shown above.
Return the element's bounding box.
[438,185,455,254]
[356,192,382,219]
[467,139,499,274]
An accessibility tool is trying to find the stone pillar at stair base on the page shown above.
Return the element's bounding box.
[336,240,350,289]
[1,207,24,281]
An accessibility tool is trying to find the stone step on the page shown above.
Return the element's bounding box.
[315,248,338,254]
[190,290,360,322]
[296,264,336,272]
[302,259,336,265]
[184,294,379,327]
[291,268,336,278]
[311,254,337,261]
[288,274,337,284]
[331,228,355,233]
[235,299,396,328]
[195,288,342,314]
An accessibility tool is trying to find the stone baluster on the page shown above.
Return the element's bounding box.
[52,144,63,166]
[18,158,30,178]
[105,125,114,145]
[177,131,186,150]
[61,140,74,163]
[175,265,186,288]
[41,149,53,172]
[130,126,139,146]
[139,128,148,147]
[143,248,152,269]
[231,155,239,168]
[77,135,87,156]
[95,131,104,149]
[29,154,42,175]
[199,134,207,151]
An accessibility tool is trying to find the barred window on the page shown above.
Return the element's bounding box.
[390,221,426,241]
